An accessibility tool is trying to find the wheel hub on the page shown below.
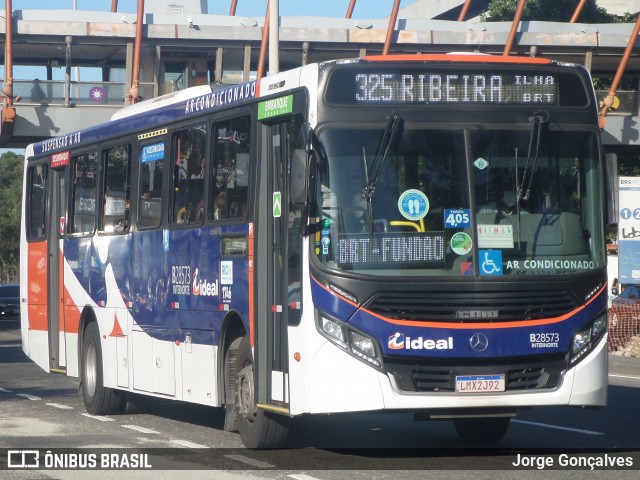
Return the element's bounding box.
[237,363,257,421]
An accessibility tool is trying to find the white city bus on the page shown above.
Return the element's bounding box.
[21,53,608,448]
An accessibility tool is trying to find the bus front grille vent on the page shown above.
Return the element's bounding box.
[366,289,578,322]
[387,358,565,393]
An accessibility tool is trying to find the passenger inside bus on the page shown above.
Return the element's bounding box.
[477,173,528,215]
[213,192,228,220]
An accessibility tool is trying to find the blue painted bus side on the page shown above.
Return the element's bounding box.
[65,223,251,346]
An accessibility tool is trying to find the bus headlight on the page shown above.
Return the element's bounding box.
[592,315,607,339]
[572,328,591,354]
[350,330,376,357]
[570,312,607,366]
[316,310,383,371]
[320,316,346,346]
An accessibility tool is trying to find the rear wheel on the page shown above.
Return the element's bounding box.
[81,321,126,415]
[235,335,290,448]
[453,416,511,443]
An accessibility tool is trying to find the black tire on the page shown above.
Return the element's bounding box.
[80,321,126,415]
[453,416,511,443]
[223,336,241,432]
[235,335,291,448]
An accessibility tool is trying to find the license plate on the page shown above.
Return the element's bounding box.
[455,374,505,393]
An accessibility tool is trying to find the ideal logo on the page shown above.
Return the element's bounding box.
[388,332,405,349]
[192,268,219,297]
[388,332,454,350]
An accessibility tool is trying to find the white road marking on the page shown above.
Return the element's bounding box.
[512,419,604,435]
[609,373,640,381]
[46,402,73,409]
[122,424,160,434]
[288,475,324,480]
[225,454,275,469]
[170,439,208,448]
[81,413,115,422]
[0,387,14,393]
[16,393,41,400]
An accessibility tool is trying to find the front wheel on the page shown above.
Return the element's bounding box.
[453,416,511,443]
[81,321,126,415]
[235,336,291,448]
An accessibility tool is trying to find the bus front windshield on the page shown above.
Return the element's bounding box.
[313,122,604,278]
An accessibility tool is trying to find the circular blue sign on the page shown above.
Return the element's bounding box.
[398,189,429,221]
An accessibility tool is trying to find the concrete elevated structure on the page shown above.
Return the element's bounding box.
[398,0,640,20]
[1,6,639,157]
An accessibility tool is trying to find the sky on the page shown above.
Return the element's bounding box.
[8,0,410,19]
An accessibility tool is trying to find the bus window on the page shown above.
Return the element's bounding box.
[138,142,165,229]
[171,124,207,224]
[210,115,250,221]
[69,152,98,235]
[100,145,130,233]
[27,164,48,240]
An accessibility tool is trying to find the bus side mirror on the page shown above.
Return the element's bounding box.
[290,149,308,205]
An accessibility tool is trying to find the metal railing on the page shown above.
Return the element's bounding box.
[3,80,638,116]
[3,79,155,107]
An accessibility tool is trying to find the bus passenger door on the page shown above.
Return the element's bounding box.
[254,111,305,412]
[47,167,67,372]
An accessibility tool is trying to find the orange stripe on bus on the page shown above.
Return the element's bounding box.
[58,248,65,334]
[63,282,82,334]
[27,241,48,331]
[363,54,553,65]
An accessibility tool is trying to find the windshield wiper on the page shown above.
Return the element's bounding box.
[361,113,404,200]
[519,110,549,201]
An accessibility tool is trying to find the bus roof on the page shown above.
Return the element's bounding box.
[362,53,554,65]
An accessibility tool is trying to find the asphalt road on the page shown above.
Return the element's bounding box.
[1,323,639,479]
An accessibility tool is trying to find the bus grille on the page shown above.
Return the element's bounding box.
[386,357,566,393]
[366,289,579,322]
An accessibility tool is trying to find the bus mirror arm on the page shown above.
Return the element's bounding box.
[301,122,313,154]
[290,147,316,237]
[291,149,308,205]
[299,153,318,237]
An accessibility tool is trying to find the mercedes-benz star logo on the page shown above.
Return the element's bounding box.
[469,332,489,352]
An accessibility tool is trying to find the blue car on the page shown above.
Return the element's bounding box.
[0,284,20,323]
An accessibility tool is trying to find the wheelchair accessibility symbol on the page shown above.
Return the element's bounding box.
[479,250,503,276]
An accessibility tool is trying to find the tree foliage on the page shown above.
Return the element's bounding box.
[482,0,632,23]
[0,151,24,283]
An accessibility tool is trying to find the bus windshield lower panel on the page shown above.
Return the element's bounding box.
[313,124,604,278]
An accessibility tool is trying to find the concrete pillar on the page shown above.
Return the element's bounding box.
[215,47,223,84]
[243,45,252,82]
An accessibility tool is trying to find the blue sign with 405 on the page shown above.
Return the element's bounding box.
[444,209,471,228]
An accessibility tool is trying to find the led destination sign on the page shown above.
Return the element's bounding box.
[354,73,557,105]
[338,233,445,266]
[324,66,591,107]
